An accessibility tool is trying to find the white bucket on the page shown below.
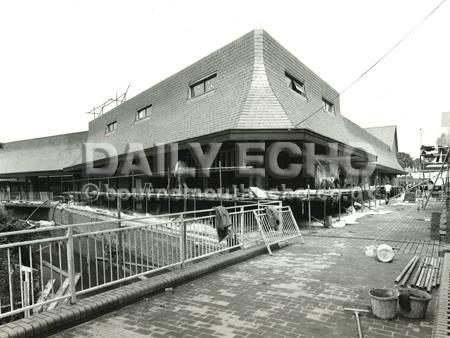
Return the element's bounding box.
[376,244,394,262]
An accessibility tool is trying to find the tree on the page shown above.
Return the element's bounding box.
[397,152,413,169]
[436,132,450,146]
[0,210,40,322]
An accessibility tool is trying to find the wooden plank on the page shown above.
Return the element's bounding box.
[33,279,55,314]
[47,273,80,310]
[60,274,81,305]
[42,261,69,278]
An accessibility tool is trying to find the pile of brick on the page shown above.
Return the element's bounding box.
[430,212,441,240]
[404,191,416,203]
[430,209,450,242]
[446,212,450,243]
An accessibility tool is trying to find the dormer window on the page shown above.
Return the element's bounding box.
[106,121,117,134]
[136,105,152,121]
[285,72,306,98]
[190,73,217,98]
[322,98,335,115]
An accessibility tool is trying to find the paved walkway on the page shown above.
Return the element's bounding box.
[53,200,444,338]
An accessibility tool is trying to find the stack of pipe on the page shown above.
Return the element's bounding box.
[394,255,443,293]
[395,255,419,287]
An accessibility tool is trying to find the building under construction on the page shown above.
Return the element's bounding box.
[0,30,404,216]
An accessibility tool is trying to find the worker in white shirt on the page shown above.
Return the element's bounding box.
[385,183,392,204]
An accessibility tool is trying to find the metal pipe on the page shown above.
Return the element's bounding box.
[338,187,341,221]
[421,257,432,289]
[420,257,431,288]
[400,256,419,286]
[307,185,311,232]
[410,257,424,287]
[431,257,437,288]
[395,255,416,283]
[427,257,436,292]
[180,218,186,268]
[437,256,443,286]
[66,227,77,304]
[416,257,428,288]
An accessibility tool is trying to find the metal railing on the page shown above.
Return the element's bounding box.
[253,206,304,255]
[0,200,288,320]
[0,191,54,203]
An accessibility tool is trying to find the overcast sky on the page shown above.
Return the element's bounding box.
[0,0,448,158]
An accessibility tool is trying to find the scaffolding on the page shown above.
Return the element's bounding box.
[420,145,450,209]
[85,85,130,120]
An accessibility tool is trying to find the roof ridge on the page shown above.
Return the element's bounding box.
[236,30,294,129]
[2,130,88,145]
[364,124,398,150]
[365,125,397,130]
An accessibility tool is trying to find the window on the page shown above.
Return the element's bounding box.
[285,72,306,98]
[136,105,152,121]
[106,121,117,134]
[190,73,217,98]
[322,98,335,115]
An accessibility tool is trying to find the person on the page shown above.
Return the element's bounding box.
[385,183,392,204]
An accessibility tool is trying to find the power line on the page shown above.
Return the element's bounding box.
[294,0,447,128]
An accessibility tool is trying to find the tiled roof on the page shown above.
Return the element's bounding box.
[85,29,356,158]
[0,30,403,175]
[365,125,398,151]
[258,31,403,173]
[342,119,404,173]
[236,31,293,129]
[86,30,257,156]
[0,132,88,175]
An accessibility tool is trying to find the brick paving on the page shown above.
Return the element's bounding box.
[52,199,445,338]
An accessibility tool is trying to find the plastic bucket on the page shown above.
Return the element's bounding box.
[376,244,395,263]
[369,288,397,319]
[398,288,431,319]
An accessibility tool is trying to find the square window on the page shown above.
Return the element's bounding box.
[291,80,305,96]
[322,98,335,115]
[106,121,117,134]
[136,105,152,121]
[190,73,217,98]
[205,77,216,92]
[285,72,306,98]
[192,83,205,97]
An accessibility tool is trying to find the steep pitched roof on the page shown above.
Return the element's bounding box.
[85,29,353,160]
[343,120,404,173]
[365,125,398,151]
[0,132,88,175]
[87,31,256,157]
[261,31,351,145]
[86,30,296,161]
[258,31,403,173]
[236,30,293,128]
[0,30,404,176]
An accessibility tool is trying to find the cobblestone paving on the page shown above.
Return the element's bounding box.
[53,200,444,338]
